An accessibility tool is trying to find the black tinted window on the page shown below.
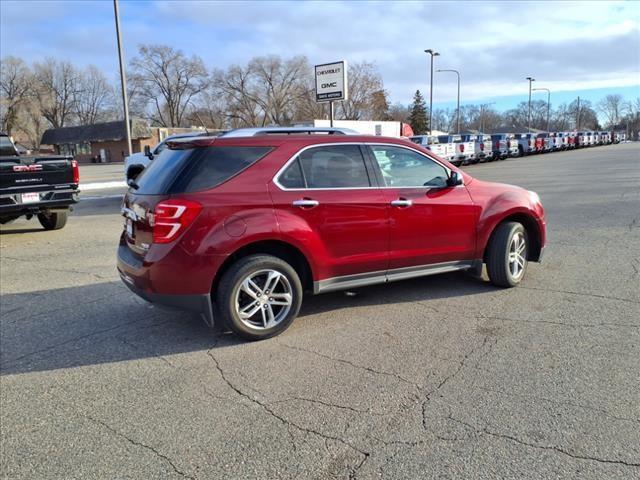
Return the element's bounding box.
[135,146,271,194]
[370,145,448,188]
[297,145,370,189]
[279,159,305,188]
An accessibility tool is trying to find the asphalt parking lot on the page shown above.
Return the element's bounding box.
[1,144,639,479]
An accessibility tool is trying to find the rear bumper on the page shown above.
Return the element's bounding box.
[117,241,216,326]
[0,189,78,215]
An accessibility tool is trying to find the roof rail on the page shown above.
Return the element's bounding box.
[220,127,359,137]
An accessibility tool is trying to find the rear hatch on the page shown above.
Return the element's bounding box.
[122,143,272,256]
[0,155,75,191]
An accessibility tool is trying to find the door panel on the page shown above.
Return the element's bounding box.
[366,144,478,269]
[269,144,389,281]
[383,186,478,268]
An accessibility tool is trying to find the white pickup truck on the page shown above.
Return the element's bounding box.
[436,135,475,166]
[410,135,456,163]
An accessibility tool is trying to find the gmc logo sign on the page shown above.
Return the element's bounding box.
[12,164,43,172]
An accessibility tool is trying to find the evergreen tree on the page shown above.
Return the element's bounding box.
[409,90,428,134]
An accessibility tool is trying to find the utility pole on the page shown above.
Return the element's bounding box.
[437,69,460,133]
[533,87,551,132]
[114,0,132,157]
[424,49,440,134]
[480,102,495,133]
[526,77,535,133]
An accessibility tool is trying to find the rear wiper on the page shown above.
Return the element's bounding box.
[127,179,139,190]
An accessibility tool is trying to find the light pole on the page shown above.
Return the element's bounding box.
[113,0,132,157]
[480,102,496,133]
[425,49,440,134]
[436,69,460,133]
[532,87,551,132]
[526,77,535,133]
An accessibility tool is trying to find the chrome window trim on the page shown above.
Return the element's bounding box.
[314,260,476,294]
[273,142,455,191]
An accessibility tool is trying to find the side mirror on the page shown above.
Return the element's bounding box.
[447,171,463,187]
[144,145,153,160]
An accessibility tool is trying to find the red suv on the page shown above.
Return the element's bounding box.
[118,128,546,340]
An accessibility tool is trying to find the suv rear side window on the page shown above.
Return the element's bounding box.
[135,146,272,194]
[278,145,371,189]
[370,145,449,188]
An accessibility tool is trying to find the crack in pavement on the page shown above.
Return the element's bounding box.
[268,396,383,416]
[480,315,639,330]
[84,414,196,479]
[421,335,494,432]
[449,416,640,468]
[1,255,113,281]
[206,348,370,477]
[475,386,640,425]
[2,290,131,326]
[280,343,421,389]
[519,286,639,305]
[0,315,168,369]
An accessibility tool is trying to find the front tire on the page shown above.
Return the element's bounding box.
[486,222,528,287]
[37,211,68,230]
[216,254,303,340]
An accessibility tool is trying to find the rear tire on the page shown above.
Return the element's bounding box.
[486,222,528,287]
[37,211,68,230]
[216,254,303,340]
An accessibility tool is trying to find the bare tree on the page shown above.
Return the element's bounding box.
[16,101,47,150]
[597,94,624,128]
[213,65,263,127]
[33,58,80,128]
[74,66,112,125]
[248,55,310,125]
[0,56,33,134]
[130,45,208,127]
[387,103,409,122]
[338,62,384,120]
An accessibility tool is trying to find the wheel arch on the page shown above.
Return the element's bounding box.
[212,239,314,295]
[483,212,542,262]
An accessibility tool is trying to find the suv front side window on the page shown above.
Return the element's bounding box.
[369,145,449,188]
[278,145,371,189]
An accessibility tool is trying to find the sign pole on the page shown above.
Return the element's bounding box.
[330,101,334,127]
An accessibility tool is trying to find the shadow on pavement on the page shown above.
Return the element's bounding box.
[0,272,496,376]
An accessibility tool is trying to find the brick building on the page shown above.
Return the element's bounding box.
[40,120,203,163]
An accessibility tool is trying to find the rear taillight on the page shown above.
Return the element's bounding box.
[480,142,485,151]
[71,160,79,184]
[151,199,202,244]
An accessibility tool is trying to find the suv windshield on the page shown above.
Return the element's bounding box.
[135,145,272,194]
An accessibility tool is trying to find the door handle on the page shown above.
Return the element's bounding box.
[390,198,412,208]
[292,199,319,208]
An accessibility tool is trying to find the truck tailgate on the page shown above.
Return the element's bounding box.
[0,156,75,190]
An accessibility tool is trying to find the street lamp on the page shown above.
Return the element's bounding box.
[437,69,460,133]
[532,87,551,132]
[425,49,440,134]
[526,77,535,133]
[480,102,496,133]
[113,0,132,157]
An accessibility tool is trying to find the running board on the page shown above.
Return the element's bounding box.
[314,260,477,294]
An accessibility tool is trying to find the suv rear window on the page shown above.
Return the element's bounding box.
[135,146,272,194]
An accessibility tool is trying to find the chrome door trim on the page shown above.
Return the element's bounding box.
[314,260,475,294]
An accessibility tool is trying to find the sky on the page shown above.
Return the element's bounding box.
[1,0,639,116]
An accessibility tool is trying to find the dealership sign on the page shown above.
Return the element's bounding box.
[315,61,348,102]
